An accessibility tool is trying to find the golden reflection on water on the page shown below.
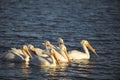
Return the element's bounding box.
[70,59,97,78]
[71,59,90,64]
[29,63,70,80]
[20,63,31,77]
[0,59,97,80]
[39,64,68,73]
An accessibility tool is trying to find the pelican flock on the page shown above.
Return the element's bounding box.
[0,37,98,68]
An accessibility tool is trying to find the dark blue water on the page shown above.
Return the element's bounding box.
[0,0,120,80]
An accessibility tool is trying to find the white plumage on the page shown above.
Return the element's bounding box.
[68,40,98,60]
[54,37,70,63]
[1,45,32,62]
[30,48,61,67]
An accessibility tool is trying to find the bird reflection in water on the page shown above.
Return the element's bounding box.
[20,63,31,77]
[69,59,97,78]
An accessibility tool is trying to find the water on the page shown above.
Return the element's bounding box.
[0,0,120,79]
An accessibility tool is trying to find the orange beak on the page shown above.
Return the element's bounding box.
[85,42,98,57]
[24,48,33,59]
[52,50,61,68]
[64,48,71,63]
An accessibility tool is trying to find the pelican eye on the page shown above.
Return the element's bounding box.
[60,42,64,45]
[46,44,50,47]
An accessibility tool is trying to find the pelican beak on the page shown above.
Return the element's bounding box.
[64,48,71,63]
[52,51,61,67]
[86,42,98,57]
[24,48,33,59]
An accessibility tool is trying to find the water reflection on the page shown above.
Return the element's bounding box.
[38,59,97,79]
[69,59,97,79]
[29,64,69,80]
[71,59,90,64]
[31,64,68,73]
[20,63,31,77]
[1,59,97,79]
[0,62,31,80]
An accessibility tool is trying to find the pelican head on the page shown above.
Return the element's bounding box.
[23,45,28,50]
[42,40,55,49]
[81,40,98,56]
[22,45,33,59]
[28,44,35,52]
[45,40,51,48]
[28,44,38,56]
[58,37,64,45]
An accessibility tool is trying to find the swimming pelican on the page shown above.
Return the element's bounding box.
[53,37,70,63]
[30,48,61,67]
[68,40,98,60]
[1,45,32,62]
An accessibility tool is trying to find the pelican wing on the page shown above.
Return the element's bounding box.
[30,56,52,66]
[68,50,90,60]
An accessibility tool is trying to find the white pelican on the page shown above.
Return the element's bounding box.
[1,45,32,62]
[53,37,70,63]
[68,40,98,60]
[30,48,61,67]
